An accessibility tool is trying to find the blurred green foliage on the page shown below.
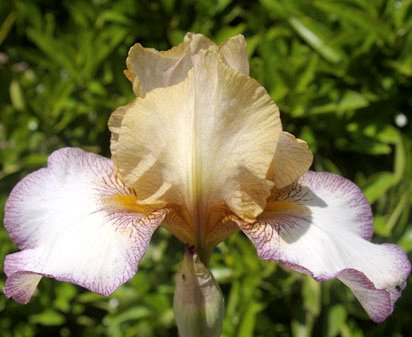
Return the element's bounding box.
[0,0,411,336]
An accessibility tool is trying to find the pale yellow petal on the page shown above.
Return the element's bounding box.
[267,131,313,189]
[125,33,214,96]
[108,101,134,156]
[205,208,241,248]
[124,33,250,97]
[112,34,213,160]
[114,50,281,231]
[161,208,196,245]
[111,34,251,163]
[219,35,249,75]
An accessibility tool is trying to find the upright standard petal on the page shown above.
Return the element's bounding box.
[124,33,249,97]
[240,171,411,322]
[125,33,214,97]
[109,101,134,157]
[114,50,281,246]
[218,34,249,76]
[267,131,313,189]
[4,148,166,303]
[109,33,250,161]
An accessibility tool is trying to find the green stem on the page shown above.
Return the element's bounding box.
[197,246,212,267]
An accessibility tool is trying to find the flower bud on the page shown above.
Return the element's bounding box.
[173,246,224,337]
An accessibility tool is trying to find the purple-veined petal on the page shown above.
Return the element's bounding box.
[240,171,411,322]
[3,148,166,303]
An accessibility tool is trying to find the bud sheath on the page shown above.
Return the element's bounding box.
[173,246,224,337]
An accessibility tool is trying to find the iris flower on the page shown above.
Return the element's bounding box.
[3,34,410,328]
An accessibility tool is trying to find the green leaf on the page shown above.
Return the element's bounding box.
[27,29,77,77]
[302,277,321,316]
[291,318,312,337]
[288,16,344,64]
[237,302,264,337]
[9,80,25,111]
[337,91,369,112]
[0,11,17,45]
[398,227,412,252]
[326,304,347,337]
[313,2,392,41]
[215,24,246,44]
[363,172,399,204]
[374,215,392,237]
[105,307,151,326]
[29,309,65,326]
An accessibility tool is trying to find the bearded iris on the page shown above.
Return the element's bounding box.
[3,33,410,328]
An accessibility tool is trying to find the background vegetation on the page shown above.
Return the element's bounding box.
[1,0,411,336]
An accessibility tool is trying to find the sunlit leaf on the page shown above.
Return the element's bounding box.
[288,16,344,64]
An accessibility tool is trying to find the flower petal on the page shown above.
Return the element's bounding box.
[124,33,250,97]
[125,33,214,97]
[268,131,313,189]
[337,268,408,323]
[217,34,249,75]
[114,50,281,229]
[108,101,134,157]
[240,171,411,322]
[110,33,251,163]
[4,148,166,303]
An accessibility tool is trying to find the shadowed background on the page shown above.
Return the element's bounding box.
[0,0,411,336]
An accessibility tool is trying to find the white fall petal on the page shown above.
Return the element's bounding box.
[240,171,411,322]
[3,148,166,303]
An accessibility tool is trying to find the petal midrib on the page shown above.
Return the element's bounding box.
[190,64,207,249]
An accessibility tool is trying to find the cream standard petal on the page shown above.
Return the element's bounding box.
[114,50,281,237]
[267,131,313,189]
[240,172,411,322]
[110,34,251,159]
[108,101,135,157]
[124,33,250,97]
[219,34,249,75]
[125,33,215,97]
[111,34,213,156]
[3,148,166,303]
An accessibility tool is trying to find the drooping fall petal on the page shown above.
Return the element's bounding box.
[113,50,281,237]
[240,171,411,322]
[4,148,166,303]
